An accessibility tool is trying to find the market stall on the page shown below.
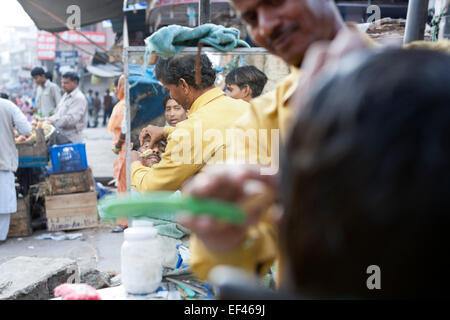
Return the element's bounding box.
[10,120,99,238]
[10,118,55,238]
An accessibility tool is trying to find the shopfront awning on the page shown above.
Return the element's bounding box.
[17,0,124,32]
[86,64,123,78]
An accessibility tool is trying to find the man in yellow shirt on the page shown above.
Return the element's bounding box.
[180,0,374,282]
[130,54,249,192]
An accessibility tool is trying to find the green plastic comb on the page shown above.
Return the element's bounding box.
[98,191,246,225]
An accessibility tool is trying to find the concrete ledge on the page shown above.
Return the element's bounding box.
[0,256,78,300]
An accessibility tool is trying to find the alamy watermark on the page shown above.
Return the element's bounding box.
[66,5,81,30]
[367,5,381,28]
[366,265,381,290]
[167,121,280,175]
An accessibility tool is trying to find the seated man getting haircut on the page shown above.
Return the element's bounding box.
[139,136,167,168]
[280,48,450,299]
[225,66,268,102]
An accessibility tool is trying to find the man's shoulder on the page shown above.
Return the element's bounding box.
[204,94,250,112]
[72,89,88,103]
[48,82,60,90]
[0,98,15,113]
[251,68,299,109]
[218,94,250,106]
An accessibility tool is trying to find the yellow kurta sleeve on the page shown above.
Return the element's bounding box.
[163,125,176,137]
[190,212,279,280]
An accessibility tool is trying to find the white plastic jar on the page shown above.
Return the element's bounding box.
[121,220,163,294]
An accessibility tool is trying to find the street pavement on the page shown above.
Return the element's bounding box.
[0,125,123,275]
[0,221,123,275]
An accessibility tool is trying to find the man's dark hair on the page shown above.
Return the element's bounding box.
[31,67,45,77]
[155,55,216,90]
[280,48,450,299]
[162,93,172,108]
[88,89,93,94]
[225,66,268,98]
[0,93,9,100]
[45,71,53,82]
[95,91,99,96]
[62,72,79,83]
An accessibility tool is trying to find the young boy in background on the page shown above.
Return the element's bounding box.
[225,66,268,102]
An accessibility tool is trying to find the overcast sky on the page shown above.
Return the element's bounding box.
[0,0,34,28]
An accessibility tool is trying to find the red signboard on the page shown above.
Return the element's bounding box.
[37,31,56,60]
[58,31,106,45]
[37,31,107,61]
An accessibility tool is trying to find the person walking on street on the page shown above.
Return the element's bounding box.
[0,97,32,241]
[31,67,61,117]
[92,91,101,128]
[48,72,88,144]
[102,89,113,127]
[86,89,94,128]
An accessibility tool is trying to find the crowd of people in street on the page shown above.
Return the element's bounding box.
[2,0,450,299]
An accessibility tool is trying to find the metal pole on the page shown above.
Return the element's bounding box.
[404,0,430,44]
[123,17,131,192]
[199,0,211,25]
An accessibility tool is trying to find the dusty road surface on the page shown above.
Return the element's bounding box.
[0,221,123,275]
[1,126,123,275]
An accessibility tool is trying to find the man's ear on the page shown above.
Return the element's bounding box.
[179,78,190,93]
[242,85,253,99]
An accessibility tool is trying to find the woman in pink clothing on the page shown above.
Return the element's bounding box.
[107,75,128,232]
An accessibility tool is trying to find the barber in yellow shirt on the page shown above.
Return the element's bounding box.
[130,54,249,192]
[179,0,378,283]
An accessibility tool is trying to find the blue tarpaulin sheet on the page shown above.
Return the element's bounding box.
[128,64,167,130]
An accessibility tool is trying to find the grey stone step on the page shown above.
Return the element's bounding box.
[0,256,78,300]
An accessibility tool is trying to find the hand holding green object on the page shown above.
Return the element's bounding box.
[98,191,246,225]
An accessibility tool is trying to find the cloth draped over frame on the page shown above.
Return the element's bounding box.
[144,23,250,59]
[144,24,250,85]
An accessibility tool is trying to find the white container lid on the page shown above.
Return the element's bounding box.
[132,219,155,228]
[124,226,158,241]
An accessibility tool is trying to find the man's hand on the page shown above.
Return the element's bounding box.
[178,165,278,253]
[139,125,164,148]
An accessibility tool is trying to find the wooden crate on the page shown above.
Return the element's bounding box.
[45,191,99,232]
[47,168,95,196]
[8,197,32,238]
